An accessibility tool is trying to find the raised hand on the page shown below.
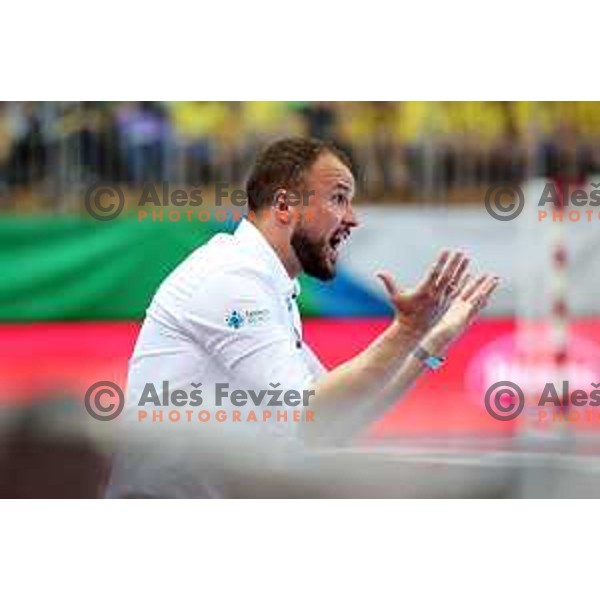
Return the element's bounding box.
[376,250,471,336]
[435,272,500,341]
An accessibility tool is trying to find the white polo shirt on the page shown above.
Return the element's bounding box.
[125,218,326,437]
[108,220,327,497]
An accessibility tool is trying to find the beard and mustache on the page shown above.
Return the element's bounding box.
[291,225,349,281]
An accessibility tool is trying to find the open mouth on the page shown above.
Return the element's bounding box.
[327,228,350,261]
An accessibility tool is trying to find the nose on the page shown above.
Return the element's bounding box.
[344,203,359,228]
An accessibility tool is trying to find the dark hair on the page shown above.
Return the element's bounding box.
[246,137,352,212]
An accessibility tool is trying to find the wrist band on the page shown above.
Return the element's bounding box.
[414,345,446,371]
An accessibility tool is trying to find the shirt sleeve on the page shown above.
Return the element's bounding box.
[181,268,317,392]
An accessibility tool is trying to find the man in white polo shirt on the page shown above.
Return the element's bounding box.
[107,137,499,498]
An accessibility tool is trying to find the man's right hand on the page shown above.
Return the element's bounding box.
[424,272,500,350]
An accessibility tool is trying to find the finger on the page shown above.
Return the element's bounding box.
[435,251,465,293]
[449,255,470,289]
[461,277,498,327]
[421,250,450,288]
[462,274,487,301]
[469,277,499,313]
[450,272,471,301]
[376,271,401,298]
[443,255,470,298]
[473,276,500,307]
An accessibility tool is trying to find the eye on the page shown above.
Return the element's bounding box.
[332,193,347,206]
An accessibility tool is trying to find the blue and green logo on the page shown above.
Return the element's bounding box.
[225,310,245,329]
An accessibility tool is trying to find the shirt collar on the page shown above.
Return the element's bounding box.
[234,219,300,298]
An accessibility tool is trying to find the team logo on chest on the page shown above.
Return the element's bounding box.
[225,310,245,329]
[225,308,270,329]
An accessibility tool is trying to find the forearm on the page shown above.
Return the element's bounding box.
[299,263,499,447]
[301,319,424,444]
[302,325,453,446]
[379,325,453,408]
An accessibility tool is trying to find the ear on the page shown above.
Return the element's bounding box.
[273,187,288,208]
[273,188,293,225]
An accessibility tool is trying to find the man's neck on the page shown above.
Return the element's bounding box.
[253,219,302,280]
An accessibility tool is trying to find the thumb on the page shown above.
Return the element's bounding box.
[376,271,403,298]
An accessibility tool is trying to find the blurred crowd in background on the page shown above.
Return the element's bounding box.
[1,101,600,210]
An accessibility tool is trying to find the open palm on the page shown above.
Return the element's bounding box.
[377,250,471,335]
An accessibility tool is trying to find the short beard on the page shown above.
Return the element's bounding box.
[291,227,336,281]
